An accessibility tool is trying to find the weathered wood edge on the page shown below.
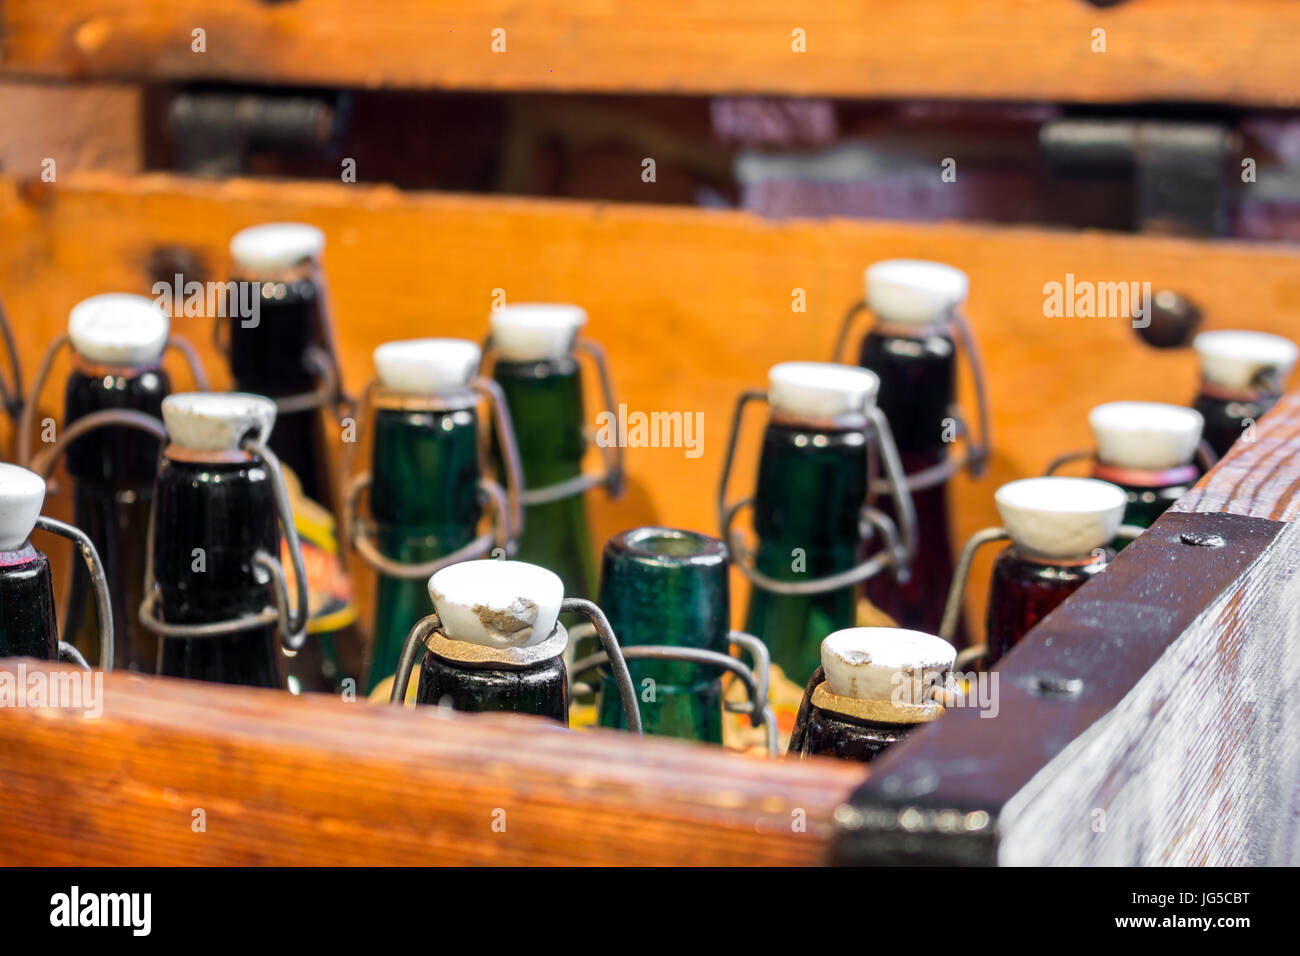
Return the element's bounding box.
[831,391,1300,866]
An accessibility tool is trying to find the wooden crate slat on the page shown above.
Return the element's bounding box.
[3,1,1300,105]
[3,171,1300,639]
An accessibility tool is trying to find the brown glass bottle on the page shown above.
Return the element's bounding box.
[984,548,1110,666]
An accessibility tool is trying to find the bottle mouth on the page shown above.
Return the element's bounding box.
[612,526,728,564]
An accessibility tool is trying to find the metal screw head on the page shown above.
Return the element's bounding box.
[1029,675,1084,698]
[1179,531,1226,549]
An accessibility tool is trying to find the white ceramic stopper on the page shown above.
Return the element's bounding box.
[428,559,564,649]
[230,222,325,273]
[768,362,879,419]
[68,293,170,366]
[373,339,481,395]
[162,392,276,453]
[0,464,47,552]
[1194,330,1299,391]
[994,477,1127,561]
[1088,401,1204,470]
[491,303,587,362]
[866,259,969,326]
[821,627,956,704]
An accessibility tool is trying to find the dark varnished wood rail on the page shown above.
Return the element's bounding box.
[834,389,1300,865]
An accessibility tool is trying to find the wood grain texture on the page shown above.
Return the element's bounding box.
[4,172,1300,642]
[3,1,1300,105]
[1173,390,1300,521]
[0,658,861,865]
[999,513,1300,865]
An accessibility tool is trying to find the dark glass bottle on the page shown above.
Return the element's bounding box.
[409,559,568,722]
[489,303,603,605]
[596,527,730,742]
[59,294,173,672]
[1192,330,1297,458]
[791,627,954,763]
[228,224,359,692]
[0,543,58,661]
[985,477,1126,666]
[150,394,283,688]
[730,363,912,689]
[1086,401,1205,549]
[849,260,983,646]
[364,341,486,696]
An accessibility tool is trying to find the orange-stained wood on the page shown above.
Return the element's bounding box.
[3,1,1300,106]
[0,658,860,865]
[3,172,1300,643]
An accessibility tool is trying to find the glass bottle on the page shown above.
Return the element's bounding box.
[487,303,623,607]
[788,627,954,762]
[388,559,640,731]
[0,464,113,669]
[55,295,172,672]
[1083,401,1204,546]
[351,338,523,696]
[594,528,731,742]
[719,362,916,688]
[946,477,1126,667]
[1192,330,1298,458]
[141,393,309,688]
[227,223,358,692]
[836,260,990,645]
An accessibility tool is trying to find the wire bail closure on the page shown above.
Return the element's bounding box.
[569,628,778,755]
[138,437,311,656]
[716,389,918,594]
[833,300,992,490]
[479,334,626,505]
[1045,441,1219,478]
[33,515,115,672]
[390,597,643,736]
[16,333,209,470]
[343,376,525,580]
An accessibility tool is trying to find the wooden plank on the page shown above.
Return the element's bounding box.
[0,658,860,864]
[4,171,1300,643]
[833,391,1300,865]
[3,1,1300,105]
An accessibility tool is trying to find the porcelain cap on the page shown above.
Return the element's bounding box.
[373,338,481,395]
[428,560,564,649]
[768,362,878,420]
[821,627,956,705]
[68,293,170,366]
[995,477,1127,561]
[1194,330,1298,391]
[866,259,969,326]
[0,464,46,551]
[162,392,276,453]
[1089,401,1204,470]
[491,303,587,361]
[230,222,325,273]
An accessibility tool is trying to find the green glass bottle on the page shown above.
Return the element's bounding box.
[359,339,521,696]
[595,527,731,742]
[722,362,915,688]
[488,304,620,605]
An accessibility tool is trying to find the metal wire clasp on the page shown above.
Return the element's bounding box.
[833,300,992,489]
[34,515,115,672]
[16,333,208,469]
[479,334,626,505]
[716,389,917,594]
[343,377,525,580]
[569,629,778,755]
[138,436,311,655]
